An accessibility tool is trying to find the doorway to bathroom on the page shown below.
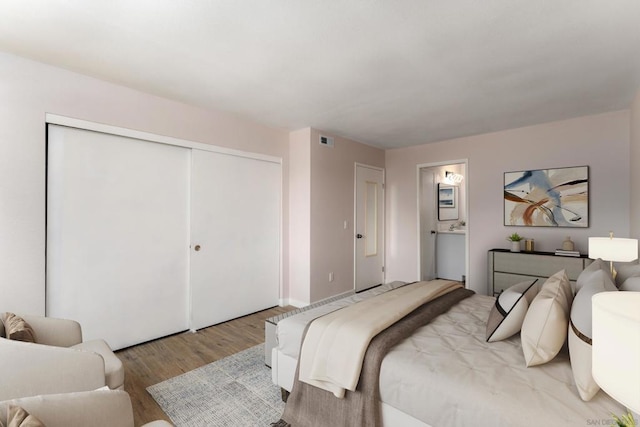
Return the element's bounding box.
[417,160,468,284]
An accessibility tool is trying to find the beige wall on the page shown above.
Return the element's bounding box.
[0,52,289,315]
[631,90,640,239]
[309,129,385,302]
[286,129,385,305]
[3,48,636,313]
[386,111,631,295]
[288,128,312,304]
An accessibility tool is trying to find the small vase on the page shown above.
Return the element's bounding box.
[562,236,574,251]
[511,241,521,252]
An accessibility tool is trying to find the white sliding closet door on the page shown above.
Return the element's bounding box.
[190,149,280,330]
[47,125,190,350]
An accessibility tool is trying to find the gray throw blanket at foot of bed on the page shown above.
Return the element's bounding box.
[272,287,474,427]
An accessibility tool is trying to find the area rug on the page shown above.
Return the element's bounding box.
[147,344,284,426]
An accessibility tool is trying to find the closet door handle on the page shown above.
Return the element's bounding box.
[194,245,201,251]
[356,234,363,239]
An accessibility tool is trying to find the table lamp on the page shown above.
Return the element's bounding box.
[592,292,640,420]
[588,233,638,277]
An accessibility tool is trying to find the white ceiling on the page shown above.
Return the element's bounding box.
[1,1,640,149]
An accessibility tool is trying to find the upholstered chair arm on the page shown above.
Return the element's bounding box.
[0,339,105,401]
[0,390,174,427]
[20,314,83,347]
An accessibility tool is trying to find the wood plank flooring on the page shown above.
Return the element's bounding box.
[116,305,293,425]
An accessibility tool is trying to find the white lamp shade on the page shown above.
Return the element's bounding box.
[588,237,638,262]
[592,292,640,413]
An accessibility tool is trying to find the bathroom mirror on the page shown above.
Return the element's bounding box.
[438,184,459,220]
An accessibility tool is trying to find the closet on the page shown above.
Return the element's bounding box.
[46,119,281,350]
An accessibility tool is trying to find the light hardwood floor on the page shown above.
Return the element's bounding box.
[116,305,293,426]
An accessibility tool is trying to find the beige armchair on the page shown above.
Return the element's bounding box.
[0,389,173,427]
[0,313,124,401]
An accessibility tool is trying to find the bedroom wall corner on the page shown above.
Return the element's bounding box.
[285,128,385,305]
[288,128,312,306]
[630,89,640,240]
[309,129,385,303]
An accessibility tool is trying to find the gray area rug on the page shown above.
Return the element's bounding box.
[147,344,284,426]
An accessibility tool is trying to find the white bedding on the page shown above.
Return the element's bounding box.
[275,292,626,427]
[276,281,408,360]
[299,280,460,397]
[379,294,625,426]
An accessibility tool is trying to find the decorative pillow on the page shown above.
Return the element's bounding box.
[521,270,573,367]
[575,258,611,293]
[620,276,640,291]
[568,269,617,400]
[486,279,541,342]
[3,405,45,427]
[0,313,36,343]
[613,259,640,287]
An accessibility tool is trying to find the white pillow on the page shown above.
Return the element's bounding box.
[521,270,573,367]
[613,259,640,287]
[620,276,640,291]
[568,269,617,400]
[486,279,541,342]
[575,258,610,293]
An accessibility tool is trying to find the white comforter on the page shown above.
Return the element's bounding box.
[276,291,626,426]
[379,294,626,427]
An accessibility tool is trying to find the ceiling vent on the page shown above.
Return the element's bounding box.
[319,135,334,147]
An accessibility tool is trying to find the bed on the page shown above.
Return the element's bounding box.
[271,276,627,426]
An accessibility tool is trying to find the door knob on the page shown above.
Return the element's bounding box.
[194,245,201,251]
[356,234,363,239]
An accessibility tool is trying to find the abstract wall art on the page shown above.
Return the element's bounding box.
[504,166,589,227]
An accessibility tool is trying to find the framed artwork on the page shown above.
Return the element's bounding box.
[504,166,589,227]
[438,185,456,208]
[438,184,458,220]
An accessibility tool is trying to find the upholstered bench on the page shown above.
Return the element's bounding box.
[264,292,355,367]
[264,282,408,367]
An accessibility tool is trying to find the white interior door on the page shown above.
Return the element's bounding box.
[46,125,190,350]
[354,164,384,292]
[190,149,281,330]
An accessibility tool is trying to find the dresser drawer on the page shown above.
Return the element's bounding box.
[493,272,578,294]
[489,249,590,296]
[493,252,584,280]
[493,273,544,294]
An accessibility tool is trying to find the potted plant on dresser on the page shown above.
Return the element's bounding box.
[507,233,523,252]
